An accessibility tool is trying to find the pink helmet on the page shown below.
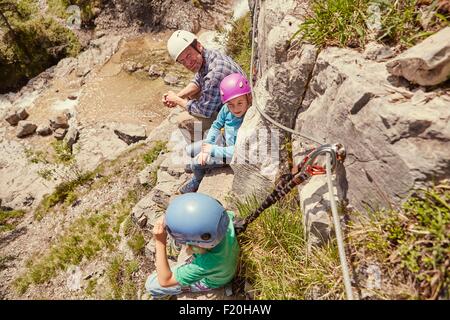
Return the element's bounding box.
[219,73,251,104]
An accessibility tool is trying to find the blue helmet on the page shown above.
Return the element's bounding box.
[164,193,229,249]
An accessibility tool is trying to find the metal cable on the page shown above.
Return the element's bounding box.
[248,0,355,300]
[326,153,354,300]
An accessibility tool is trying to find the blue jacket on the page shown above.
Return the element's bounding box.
[205,104,244,159]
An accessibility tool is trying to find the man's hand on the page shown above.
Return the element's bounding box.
[166,91,181,106]
[153,217,168,245]
[162,93,176,108]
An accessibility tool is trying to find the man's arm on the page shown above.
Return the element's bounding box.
[178,82,200,99]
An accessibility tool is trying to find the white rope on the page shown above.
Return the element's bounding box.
[249,0,355,300]
[326,153,354,300]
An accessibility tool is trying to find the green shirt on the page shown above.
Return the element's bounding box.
[174,211,240,288]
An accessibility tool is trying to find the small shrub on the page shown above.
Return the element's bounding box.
[143,141,167,165]
[127,232,146,256]
[51,141,74,164]
[0,209,26,233]
[293,0,450,48]
[225,12,252,76]
[34,171,95,220]
[348,184,450,299]
[106,255,139,300]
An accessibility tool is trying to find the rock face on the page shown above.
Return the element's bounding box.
[231,1,316,200]
[50,114,69,130]
[238,1,450,247]
[293,46,450,212]
[113,123,147,145]
[95,0,232,34]
[5,113,20,126]
[16,121,37,138]
[386,27,450,86]
[36,126,52,136]
[163,74,179,86]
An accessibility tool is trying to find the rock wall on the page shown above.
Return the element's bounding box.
[95,0,232,34]
[232,1,450,245]
[231,0,311,198]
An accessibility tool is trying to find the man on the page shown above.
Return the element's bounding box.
[163,30,244,142]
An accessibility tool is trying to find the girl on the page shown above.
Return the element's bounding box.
[180,73,252,194]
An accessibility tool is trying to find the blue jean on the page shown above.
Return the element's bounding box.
[145,264,212,299]
[185,137,231,182]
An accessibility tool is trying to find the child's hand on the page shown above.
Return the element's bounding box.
[201,143,212,154]
[152,217,167,245]
[198,151,209,165]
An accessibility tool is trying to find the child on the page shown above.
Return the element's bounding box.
[145,193,240,299]
[180,73,252,194]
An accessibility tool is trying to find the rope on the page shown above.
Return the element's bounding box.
[326,153,354,300]
[247,0,356,300]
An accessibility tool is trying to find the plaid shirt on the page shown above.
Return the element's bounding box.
[187,48,244,118]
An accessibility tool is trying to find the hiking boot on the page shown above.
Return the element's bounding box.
[184,164,193,173]
[180,178,200,194]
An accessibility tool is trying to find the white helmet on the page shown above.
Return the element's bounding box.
[167,30,197,61]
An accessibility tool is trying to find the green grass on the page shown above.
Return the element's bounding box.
[34,171,96,220]
[143,141,167,165]
[235,192,343,299]
[0,209,26,233]
[127,232,146,256]
[15,190,139,294]
[51,141,74,164]
[106,255,140,300]
[225,12,252,76]
[293,0,450,49]
[348,184,449,300]
[236,182,449,300]
[85,278,97,297]
[24,148,50,164]
[37,169,55,181]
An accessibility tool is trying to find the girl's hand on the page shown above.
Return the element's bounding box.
[153,217,167,245]
[201,143,212,154]
[198,151,209,165]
